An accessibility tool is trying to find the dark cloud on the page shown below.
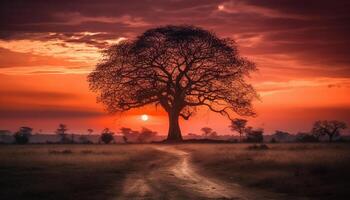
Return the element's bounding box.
[0,47,85,68]
[0,0,350,77]
[0,90,78,101]
[0,108,104,119]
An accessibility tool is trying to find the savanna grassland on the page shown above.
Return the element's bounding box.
[179,143,350,200]
[0,145,162,200]
[1,143,350,200]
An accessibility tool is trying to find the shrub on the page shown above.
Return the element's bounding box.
[100,128,115,144]
[296,133,319,143]
[247,144,269,150]
[14,127,32,144]
[245,128,264,143]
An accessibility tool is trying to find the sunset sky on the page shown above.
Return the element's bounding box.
[1,0,349,135]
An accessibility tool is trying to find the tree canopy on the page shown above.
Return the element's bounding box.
[89,25,258,141]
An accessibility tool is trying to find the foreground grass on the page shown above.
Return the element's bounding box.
[0,144,160,200]
[178,143,350,200]
[1,143,349,200]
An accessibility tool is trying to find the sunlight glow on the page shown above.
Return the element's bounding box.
[141,114,149,121]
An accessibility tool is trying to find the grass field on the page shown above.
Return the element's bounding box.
[179,143,350,200]
[1,143,349,200]
[0,145,161,200]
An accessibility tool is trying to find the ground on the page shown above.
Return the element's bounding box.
[0,143,349,200]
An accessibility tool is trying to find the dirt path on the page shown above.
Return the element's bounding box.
[115,146,307,200]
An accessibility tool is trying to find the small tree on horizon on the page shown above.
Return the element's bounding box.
[201,127,213,138]
[14,127,32,144]
[273,130,291,142]
[312,120,347,142]
[120,127,140,143]
[137,127,158,143]
[87,129,93,135]
[245,128,264,143]
[88,25,257,142]
[229,118,247,142]
[100,128,115,144]
[55,124,69,143]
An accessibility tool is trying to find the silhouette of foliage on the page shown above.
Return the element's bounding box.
[87,129,93,135]
[229,118,247,142]
[270,138,277,143]
[56,124,70,143]
[247,144,269,150]
[89,25,257,141]
[14,127,32,144]
[137,127,158,143]
[201,127,213,137]
[272,130,292,142]
[296,132,319,143]
[312,120,347,142]
[200,127,218,139]
[120,127,139,143]
[120,127,158,143]
[79,135,92,144]
[244,128,263,143]
[100,128,114,144]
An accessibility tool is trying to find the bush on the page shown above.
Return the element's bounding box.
[14,127,32,144]
[247,144,269,150]
[49,150,73,154]
[245,129,264,143]
[296,133,319,143]
[100,128,114,144]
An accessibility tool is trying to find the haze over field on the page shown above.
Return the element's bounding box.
[1,0,350,135]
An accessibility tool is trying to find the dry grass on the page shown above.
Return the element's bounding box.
[178,143,350,199]
[0,144,160,200]
[2,143,350,200]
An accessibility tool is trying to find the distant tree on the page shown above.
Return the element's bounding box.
[296,132,319,143]
[87,129,93,135]
[88,25,257,142]
[312,120,347,142]
[245,128,263,143]
[210,131,218,138]
[0,130,11,137]
[0,130,11,136]
[100,128,115,144]
[36,129,43,135]
[120,127,140,143]
[229,118,247,142]
[201,127,213,138]
[0,130,12,144]
[56,124,69,143]
[78,135,92,144]
[14,127,32,144]
[187,133,201,139]
[270,138,277,143]
[71,134,75,143]
[137,127,158,143]
[200,127,219,139]
[273,130,291,142]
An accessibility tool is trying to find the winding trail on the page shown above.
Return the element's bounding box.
[116,146,307,200]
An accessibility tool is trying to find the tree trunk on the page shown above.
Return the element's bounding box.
[166,110,182,142]
[329,134,333,142]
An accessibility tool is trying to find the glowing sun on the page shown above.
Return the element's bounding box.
[141,114,149,121]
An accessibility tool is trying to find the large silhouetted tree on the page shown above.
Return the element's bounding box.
[89,25,257,141]
[312,120,347,142]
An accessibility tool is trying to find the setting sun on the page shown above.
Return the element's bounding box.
[141,114,149,121]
